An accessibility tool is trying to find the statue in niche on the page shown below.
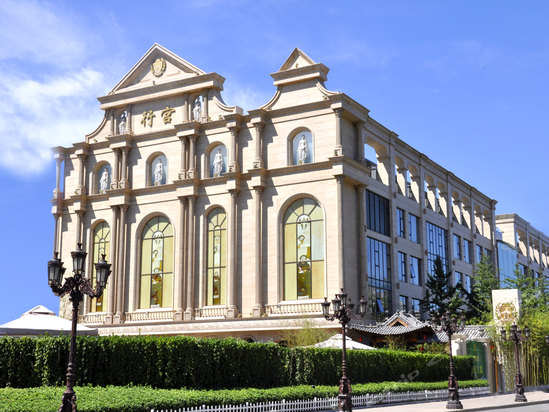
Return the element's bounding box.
[118,111,127,134]
[192,97,202,121]
[153,161,164,185]
[297,135,308,164]
[99,169,109,193]
[213,148,223,177]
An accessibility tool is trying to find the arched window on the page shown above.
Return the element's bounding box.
[96,164,111,194]
[150,154,167,186]
[209,144,227,177]
[291,130,314,165]
[206,208,227,305]
[283,198,324,300]
[140,216,173,309]
[90,222,110,312]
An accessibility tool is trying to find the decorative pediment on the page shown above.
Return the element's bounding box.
[278,48,317,71]
[110,43,206,94]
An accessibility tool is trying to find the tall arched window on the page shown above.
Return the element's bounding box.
[283,198,324,300]
[150,154,167,186]
[90,222,110,312]
[209,145,227,177]
[206,208,227,305]
[140,216,173,309]
[291,130,314,165]
[96,164,111,194]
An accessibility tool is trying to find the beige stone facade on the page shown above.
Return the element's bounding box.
[51,45,498,341]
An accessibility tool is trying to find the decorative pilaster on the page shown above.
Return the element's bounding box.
[114,205,127,324]
[53,154,63,199]
[253,122,264,168]
[111,149,120,190]
[183,93,189,122]
[357,184,368,310]
[336,175,345,290]
[228,126,240,173]
[75,152,87,195]
[187,136,197,179]
[226,189,239,318]
[174,197,186,321]
[178,136,188,179]
[184,196,195,320]
[106,206,119,324]
[252,186,264,317]
[118,147,129,189]
[355,120,365,164]
[202,89,209,121]
[334,108,344,157]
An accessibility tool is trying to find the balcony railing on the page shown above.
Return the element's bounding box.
[125,310,175,322]
[265,302,323,316]
[195,306,228,319]
[79,312,107,325]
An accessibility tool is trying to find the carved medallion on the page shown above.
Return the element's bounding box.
[150,57,166,77]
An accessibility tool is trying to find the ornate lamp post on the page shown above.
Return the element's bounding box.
[321,289,367,412]
[438,311,466,410]
[48,244,111,412]
[500,323,529,402]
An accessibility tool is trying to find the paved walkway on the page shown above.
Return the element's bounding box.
[354,390,549,411]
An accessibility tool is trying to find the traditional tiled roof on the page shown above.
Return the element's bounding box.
[436,325,489,342]
[349,311,434,336]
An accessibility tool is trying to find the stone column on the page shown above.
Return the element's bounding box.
[334,108,344,156]
[174,197,186,321]
[252,186,264,317]
[126,105,133,134]
[75,153,87,195]
[111,149,120,189]
[228,126,240,173]
[336,175,345,290]
[253,122,264,168]
[202,89,209,121]
[106,206,119,324]
[109,110,115,135]
[52,213,60,253]
[53,156,63,198]
[226,189,238,318]
[183,94,189,122]
[357,184,368,312]
[187,136,197,178]
[355,121,365,164]
[178,136,188,179]
[119,147,129,189]
[114,205,127,323]
[75,211,83,246]
[184,196,195,320]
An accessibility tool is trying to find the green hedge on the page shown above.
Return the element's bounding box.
[0,380,488,412]
[0,335,474,389]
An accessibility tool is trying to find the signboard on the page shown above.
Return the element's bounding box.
[492,289,520,325]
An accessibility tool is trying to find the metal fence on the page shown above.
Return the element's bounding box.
[151,386,491,412]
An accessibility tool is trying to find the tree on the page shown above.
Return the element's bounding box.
[504,264,549,315]
[421,256,464,321]
[466,253,499,323]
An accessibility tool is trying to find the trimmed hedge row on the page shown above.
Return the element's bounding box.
[0,335,474,389]
[0,380,489,412]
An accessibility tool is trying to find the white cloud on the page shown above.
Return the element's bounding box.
[222,80,272,113]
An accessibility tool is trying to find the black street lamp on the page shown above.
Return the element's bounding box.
[48,244,111,412]
[438,311,466,410]
[500,323,529,402]
[321,289,367,412]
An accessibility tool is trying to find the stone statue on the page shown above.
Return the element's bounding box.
[99,169,109,193]
[154,161,163,185]
[213,148,223,177]
[297,135,308,164]
[118,111,127,134]
[193,97,201,121]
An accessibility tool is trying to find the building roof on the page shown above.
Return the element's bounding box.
[350,311,434,336]
[436,325,488,343]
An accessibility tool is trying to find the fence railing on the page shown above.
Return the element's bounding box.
[150,386,490,412]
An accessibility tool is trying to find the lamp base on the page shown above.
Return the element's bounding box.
[446,399,463,409]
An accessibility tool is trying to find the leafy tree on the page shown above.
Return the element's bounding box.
[421,256,464,322]
[504,264,549,315]
[281,318,332,347]
[466,254,499,323]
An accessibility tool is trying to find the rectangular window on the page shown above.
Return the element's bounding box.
[367,237,392,319]
[411,298,421,315]
[410,256,421,286]
[408,214,419,243]
[455,271,463,287]
[463,239,471,263]
[397,208,405,238]
[426,221,448,272]
[453,234,461,260]
[518,264,527,276]
[398,252,407,282]
[399,295,408,312]
[476,244,483,263]
[366,191,390,236]
[465,275,472,293]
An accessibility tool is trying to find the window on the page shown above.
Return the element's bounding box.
[140,216,173,309]
[397,208,405,238]
[408,214,419,243]
[411,298,421,315]
[453,234,461,260]
[90,222,110,312]
[207,208,227,305]
[426,222,448,272]
[96,164,111,194]
[476,245,483,263]
[398,252,407,282]
[463,239,471,263]
[150,154,167,186]
[399,295,408,312]
[283,198,324,300]
[209,145,227,177]
[454,271,463,287]
[497,241,517,286]
[367,237,392,319]
[410,256,421,286]
[464,275,472,293]
[366,191,390,236]
[291,130,314,165]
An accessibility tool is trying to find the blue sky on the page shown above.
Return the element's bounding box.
[1,0,548,324]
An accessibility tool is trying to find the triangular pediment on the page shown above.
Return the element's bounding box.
[110,43,206,94]
[278,48,316,71]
